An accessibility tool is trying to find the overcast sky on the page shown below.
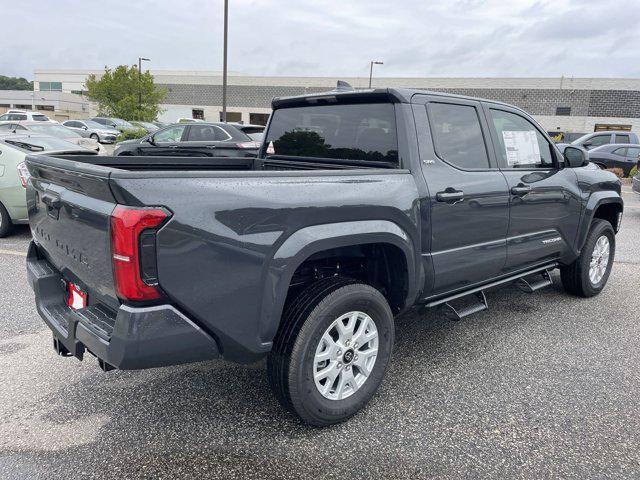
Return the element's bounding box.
[4,0,640,80]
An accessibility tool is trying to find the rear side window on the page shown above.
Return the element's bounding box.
[428,102,489,169]
[615,134,630,143]
[489,109,554,169]
[613,147,627,156]
[187,125,230,141]
[264,103,398,166]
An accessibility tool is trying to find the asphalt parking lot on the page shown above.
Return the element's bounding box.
[0,187,639,479]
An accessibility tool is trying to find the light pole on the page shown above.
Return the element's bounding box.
[138,57,150,119]
[222,0,229,122]
[368,61,384,88]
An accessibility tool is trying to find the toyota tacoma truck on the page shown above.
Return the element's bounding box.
[26,85,623,426]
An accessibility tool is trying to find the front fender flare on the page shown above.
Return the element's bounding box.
[575,193,623,253]
[258,220,418,347]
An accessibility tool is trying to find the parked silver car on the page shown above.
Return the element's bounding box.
[62,119,120,143]
[0,121,104,154]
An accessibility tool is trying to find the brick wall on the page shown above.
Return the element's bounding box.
[162,83,640,119]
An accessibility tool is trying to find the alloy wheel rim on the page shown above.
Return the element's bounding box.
[589,235,610,285]
[313,311,379,401]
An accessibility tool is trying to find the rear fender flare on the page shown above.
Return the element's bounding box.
[258,220,417,346]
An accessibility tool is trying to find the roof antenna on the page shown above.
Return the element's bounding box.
[335,80,354,92]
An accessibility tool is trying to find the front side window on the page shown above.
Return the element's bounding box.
[428,102,489,169]
[612,147,627,157]
[153,125,186,143]
[264,102,398,166]
[489,109,554,169]
[588,135,611,148]
[615,134,630,143]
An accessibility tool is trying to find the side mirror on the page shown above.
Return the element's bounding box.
[146,135,155,145]
[83,125,88,130]
[564,146,589,168]
[582,142,592,148]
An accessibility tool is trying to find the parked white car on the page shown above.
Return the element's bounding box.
[62,119,120,144]
[0,109,56,123]
[0,121,105,154]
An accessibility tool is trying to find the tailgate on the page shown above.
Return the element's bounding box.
[26,155,120,311]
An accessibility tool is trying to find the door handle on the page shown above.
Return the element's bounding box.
[511,184,532,196]
[436,189,464,203]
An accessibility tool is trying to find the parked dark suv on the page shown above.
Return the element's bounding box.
[113,122,261,157]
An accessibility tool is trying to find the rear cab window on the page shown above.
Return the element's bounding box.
[263,102,399,167]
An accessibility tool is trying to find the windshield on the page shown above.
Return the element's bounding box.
[83,120,109,129]
[4,136,89,152]
[113,118,134,128]
[264,102,399,166]
[27,124,82,138]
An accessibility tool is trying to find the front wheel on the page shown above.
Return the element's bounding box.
[267,277,394,426]
[90,133,100,141]
[561,219,615,297]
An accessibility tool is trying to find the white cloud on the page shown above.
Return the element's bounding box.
[3,0,640,79]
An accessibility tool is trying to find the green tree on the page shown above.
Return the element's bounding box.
[0,75,33,91]
[85,65,166,121]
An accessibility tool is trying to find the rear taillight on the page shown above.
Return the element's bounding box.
[110,205,170,301]
[236,141,261,149]
[17,162,30,188]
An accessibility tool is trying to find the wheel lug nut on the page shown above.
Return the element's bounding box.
[337,350,342,355]
[337,362,342,368]
[354,342,359,348]
[346,340,350,346]
[354,355,359,360]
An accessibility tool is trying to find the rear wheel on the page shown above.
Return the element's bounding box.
[267,277,394,426]
[560,219,615,297]
[0,202,13,238]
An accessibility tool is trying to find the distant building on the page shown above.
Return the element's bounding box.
[19,70,640,136]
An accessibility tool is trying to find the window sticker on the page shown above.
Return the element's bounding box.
[502,130,540,166]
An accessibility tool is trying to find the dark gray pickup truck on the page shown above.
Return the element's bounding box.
[26,86,623,426]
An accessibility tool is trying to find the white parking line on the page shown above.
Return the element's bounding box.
[0,248,27,257]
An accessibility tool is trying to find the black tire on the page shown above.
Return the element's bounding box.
[267,277,394,426]
[90,133,100,141]
[560,219,615,297]
[0,202,13,238]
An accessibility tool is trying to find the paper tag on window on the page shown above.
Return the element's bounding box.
[502,130,540,166]
[266,141,275,155]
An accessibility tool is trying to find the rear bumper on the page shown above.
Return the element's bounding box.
[26,241,220,370]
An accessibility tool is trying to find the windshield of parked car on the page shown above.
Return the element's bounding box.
[112,118,135,128]
[27,124,82,138]
[4,136,88,152]
[264,102,399,166]
[83,120,109,129]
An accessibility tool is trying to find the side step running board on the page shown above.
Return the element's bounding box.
[516,269,553,293]
[442,291,488,321]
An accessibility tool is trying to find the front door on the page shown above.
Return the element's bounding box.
[414,96,510,296]
[482,104,582,271]
[139,124,188,156]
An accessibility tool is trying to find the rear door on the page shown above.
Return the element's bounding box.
[414,95,510,295]
[483,103,581,271]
